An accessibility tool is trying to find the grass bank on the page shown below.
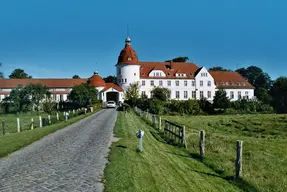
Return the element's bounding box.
[0,109,100,158]
[164,114,287,192]
[104,111,241,192]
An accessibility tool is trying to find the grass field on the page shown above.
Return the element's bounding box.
[164,114,287,192]
[0,109,99,158]
[104,111,242,192]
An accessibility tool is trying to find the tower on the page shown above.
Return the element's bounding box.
[116,37,141,91]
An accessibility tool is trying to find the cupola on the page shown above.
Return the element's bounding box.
[117,36,139,64]
[88,72,106,87]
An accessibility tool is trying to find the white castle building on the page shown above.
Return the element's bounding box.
[116,37,255,101]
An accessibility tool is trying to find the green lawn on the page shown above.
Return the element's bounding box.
[104,111,241,192]
[164,114,287,192]
[0,109,99,158]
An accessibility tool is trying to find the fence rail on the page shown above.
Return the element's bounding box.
[164,120,186,147]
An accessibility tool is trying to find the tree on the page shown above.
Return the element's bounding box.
[72,75,80,79]
[9,68,32,79]
[25,84,51,111]
[124,82,140,101]
[103,75,117,84]
[213,89,230,111]
[209,66,232,72]
[235,66,263,85]
[68,83,98,107]
[254,72,272,90]
[165,56,189,62]
[0,63,4,79]
[255,87,272,104]
[151,87,171,101]
[270,77,287,113]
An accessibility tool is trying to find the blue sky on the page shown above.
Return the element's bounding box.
[0,0,286,79]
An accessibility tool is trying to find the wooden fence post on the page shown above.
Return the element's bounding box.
[2,120,5,135]
[235,140,243,179]
[200,130,205,160]
[182,125,186,148]
[31,118,34,130]
[39,116,42,128]
[56,113,59,121]
[17,118,20,132]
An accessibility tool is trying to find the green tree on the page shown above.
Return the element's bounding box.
[68,83,98,107]
[235,66,263,85]
[165,56,189,62]
[213,89,230,111]
[124,82,140,101]
[103,75,117,83]
[43,97,57,114]
[270,77,287,113]
[255,87,272,104]
[151,87,171,101]
[9,68,32,79]
[209,66,232,72]
[25,84,51,111]
[72,75,80,79]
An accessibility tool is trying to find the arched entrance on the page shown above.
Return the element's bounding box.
[106,91,119,104]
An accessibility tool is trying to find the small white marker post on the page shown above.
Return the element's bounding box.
[65,112,68,122]
[17,118,20,132]
[84,108,87,114]
[39,116,42,128]
[31,118,34,130]
[136,130,145,152]
[48,115,51,125]
[56,113,59,121]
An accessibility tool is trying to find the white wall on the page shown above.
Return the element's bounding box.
[117,64,141,90]
[223,89,255,101]
[194,67,216,101]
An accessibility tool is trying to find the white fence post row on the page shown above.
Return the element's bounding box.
[17,118,20,132]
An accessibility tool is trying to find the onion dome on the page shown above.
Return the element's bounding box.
[117,36,139,64]
[88,72,106,87]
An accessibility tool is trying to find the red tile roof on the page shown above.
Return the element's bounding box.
[101,83,123,92]
[117,38,138,64]
[138,61,199,79]
[88,73,106,87]
[209,71,254,89]
[0,79,87,89]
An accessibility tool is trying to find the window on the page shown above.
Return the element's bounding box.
[142,80,145,86]
[215,82,218,86]
[134,73,136,76]
[141,91,146,96]
[230,91,234,99]
[200,91,204,99]
[142,72,145,76]
[184,81,187,86]
[200,81,203,86]
[175,81,179,86]
[151,80,154,86]
[167,73,170,76]
[125,79,127,83]
[201,72,208,77]
[60,95,63,101]
[226,82,229,86]
[238,91,242,99]
[159,80,163,86]
[192,81,195,86]
[176,91,180,99]
[156,72,159,76]
[168,81,171,86]
[192,91,196,98]
[245,91,249,95]
[184,91,188,98]
[242,82,246,86]
[190,72,192,76]
[222,82,225,86]
[207,91,211,98]
[207,81,211,86]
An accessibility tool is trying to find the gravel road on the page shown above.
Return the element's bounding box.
[0,109,118,192]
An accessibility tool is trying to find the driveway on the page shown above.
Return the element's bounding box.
[0,109,118,192]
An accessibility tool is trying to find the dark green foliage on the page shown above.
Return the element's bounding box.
[151,87,171,101]
[68,83,98,107]
[72,75,80,79]
[9,68,32,79]
[209,66,232,72]
[213,89,230,112]
[25,83,51,111]
[103,75,117,83]
[270,77,287,113]
[165,56,189,62]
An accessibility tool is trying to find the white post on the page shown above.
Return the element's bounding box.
[48,115,51,124]
[17,118,20,132]
[31,118,34,130]
[56,112,59,121]
[65,112,68,122]
[63,112,65,117]
[39,116,42,128]
[84,108,87,114]
[73,109,75,115]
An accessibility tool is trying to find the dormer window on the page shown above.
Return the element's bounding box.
[226,82,229,85]
[167,73,170,76]
[237,82,241,86]
[128,58,132,60]
[190,72,192,76]
[142,72,145,76]
[242,82,246,86]
[222,82,225,86]
[165,65,171,70]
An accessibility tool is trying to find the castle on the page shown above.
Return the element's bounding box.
[116,37,254,102]
[0,37,254,104]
